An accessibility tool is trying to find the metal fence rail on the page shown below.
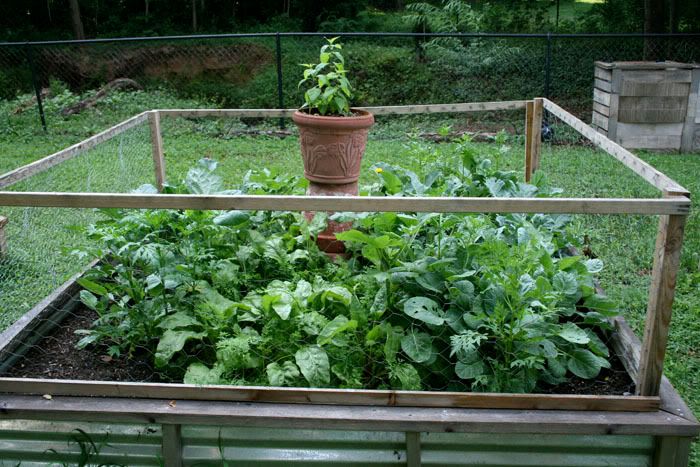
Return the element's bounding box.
[1,32,699,131]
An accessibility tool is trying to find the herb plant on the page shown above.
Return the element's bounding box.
[298,37,353,116]
[74,137,618,393]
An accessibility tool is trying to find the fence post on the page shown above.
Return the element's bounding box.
[148,111,166,192]
[0,216,7,258]
[161,424,183,467]
[524,100,534,182]
[531,97,544,174]
[637,201,687,397]
[25,44,47,132]
[544,32,552,99]
[275,32,285,130]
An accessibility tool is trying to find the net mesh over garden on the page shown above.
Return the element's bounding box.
[0,110,664,395]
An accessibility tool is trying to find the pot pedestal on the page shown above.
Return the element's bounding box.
[292,109,374,256]
[304,181,357,256]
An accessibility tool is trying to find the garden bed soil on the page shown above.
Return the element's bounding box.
[4,305,635,397]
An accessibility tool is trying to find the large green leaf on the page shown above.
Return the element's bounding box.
[317,315,357,346]
[557,323,590,344]
[213,210,250,229]
[553,271,578,296]
[266,361,301,387]
[155,329,205,367]
[455,360,486,380]
[295,345,330,387]
[184,362,222,385]
[390,363,421,390]
[400,330,435,363]
[403,297,444,325]
[185,158,222,194]
[158,311,201,330]
[567,349,609,379]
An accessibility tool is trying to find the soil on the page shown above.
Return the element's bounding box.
[543,351,635,396]
[6,307,160,382]
[5,305,635,396]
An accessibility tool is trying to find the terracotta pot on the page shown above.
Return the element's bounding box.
[304,181,357,255]
[292,109,374,185]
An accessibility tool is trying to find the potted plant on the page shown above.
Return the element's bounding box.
[293,38,374,254]
[293,37,374,188]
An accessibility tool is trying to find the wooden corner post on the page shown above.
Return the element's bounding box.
[525,100,534,182]
[637,193,689,396]
[531,98,544,173]
[0,215,7,257]
[148,110,166,192]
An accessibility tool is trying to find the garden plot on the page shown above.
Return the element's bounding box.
[0,99,696,465]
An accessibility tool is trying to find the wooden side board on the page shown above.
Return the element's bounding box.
[0,394,695,436]
[609,316,697,424]
[0,112,149,190]
[0,192,691,215]
[542,98,689,196]
[0,378,659,413]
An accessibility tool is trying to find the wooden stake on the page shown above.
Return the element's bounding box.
[531,98,544,173]
[406,432,421,467]
[0,215,7,257]
[637,203,688,396]
[525,100,534,182]
[161,424,183,467]
[148,111,166,192]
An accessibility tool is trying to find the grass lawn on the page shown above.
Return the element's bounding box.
[548,0,605,23]
[0,90,698,464]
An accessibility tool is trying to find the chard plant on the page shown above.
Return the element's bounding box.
[73,139,618,393]
[298,37,353,115]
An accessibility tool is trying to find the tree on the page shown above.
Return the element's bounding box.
[68,0,85,39]
[644,0,667,59]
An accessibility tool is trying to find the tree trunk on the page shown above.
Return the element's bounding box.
[644,0,666,60]
[68,0,85,40]
[145,0,149,17]
[192,0,198,32]
[669,0,678,33]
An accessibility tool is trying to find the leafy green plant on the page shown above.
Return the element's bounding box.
[298,37,353,115]
[74,139,618,394]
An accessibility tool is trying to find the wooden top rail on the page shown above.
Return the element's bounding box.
[155,101,528,119]
[0,111,150,190]
[0,192,690,215]
[541,99,689,196]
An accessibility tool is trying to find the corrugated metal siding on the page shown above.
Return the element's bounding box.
[0,420,655,466]
[181,426,655,467]
[0,420,162,466]
[420,432,655,466]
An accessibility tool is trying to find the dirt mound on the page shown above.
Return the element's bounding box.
[38,43,274,89]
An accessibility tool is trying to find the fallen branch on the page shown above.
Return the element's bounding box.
[60,78,142,116]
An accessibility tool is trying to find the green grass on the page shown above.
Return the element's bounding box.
[0,90,699,465]
[548,0,604,23]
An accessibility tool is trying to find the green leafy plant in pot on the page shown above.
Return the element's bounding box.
[293,37,375,253]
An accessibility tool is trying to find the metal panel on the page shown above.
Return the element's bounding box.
[180,426,655,466]
[0,420,162,466]
[420,432,654,466]
[0,420,659,466]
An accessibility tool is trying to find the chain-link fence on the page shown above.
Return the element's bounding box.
[1,33,699,132]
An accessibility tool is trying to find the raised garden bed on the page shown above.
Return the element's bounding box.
[0,99,696,466]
